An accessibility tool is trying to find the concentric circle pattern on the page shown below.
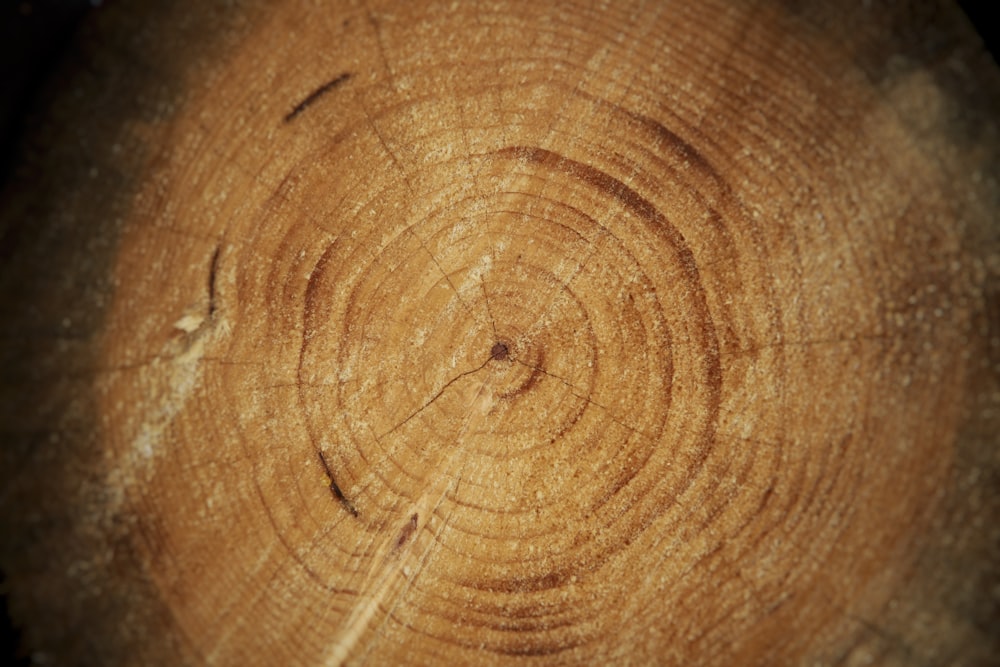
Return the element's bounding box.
[9,0,991,665]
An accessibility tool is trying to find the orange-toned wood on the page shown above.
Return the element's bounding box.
[1,1,998,665]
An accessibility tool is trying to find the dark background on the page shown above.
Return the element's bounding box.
[0,0,996,663]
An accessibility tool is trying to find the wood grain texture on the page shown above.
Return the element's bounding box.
[1,1,998,665]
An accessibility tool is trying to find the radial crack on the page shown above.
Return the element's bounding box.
[514,359,657,442]
[380,357,492,439]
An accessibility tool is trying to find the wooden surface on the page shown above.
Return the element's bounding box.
[1,1,998,665]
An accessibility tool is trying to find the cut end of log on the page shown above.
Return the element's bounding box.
[1,1,999,665]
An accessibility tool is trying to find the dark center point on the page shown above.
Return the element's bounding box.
[490,341,510,361]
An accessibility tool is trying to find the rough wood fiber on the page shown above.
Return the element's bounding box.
[1,1,998,665]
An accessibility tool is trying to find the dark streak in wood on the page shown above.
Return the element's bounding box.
[317,451,359,517]
[394,513,418,551]
[284,72,352,123]
[207,244,220,318]
[613,105,720,182]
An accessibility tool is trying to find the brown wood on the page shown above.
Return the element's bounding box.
[1,1,998,665]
